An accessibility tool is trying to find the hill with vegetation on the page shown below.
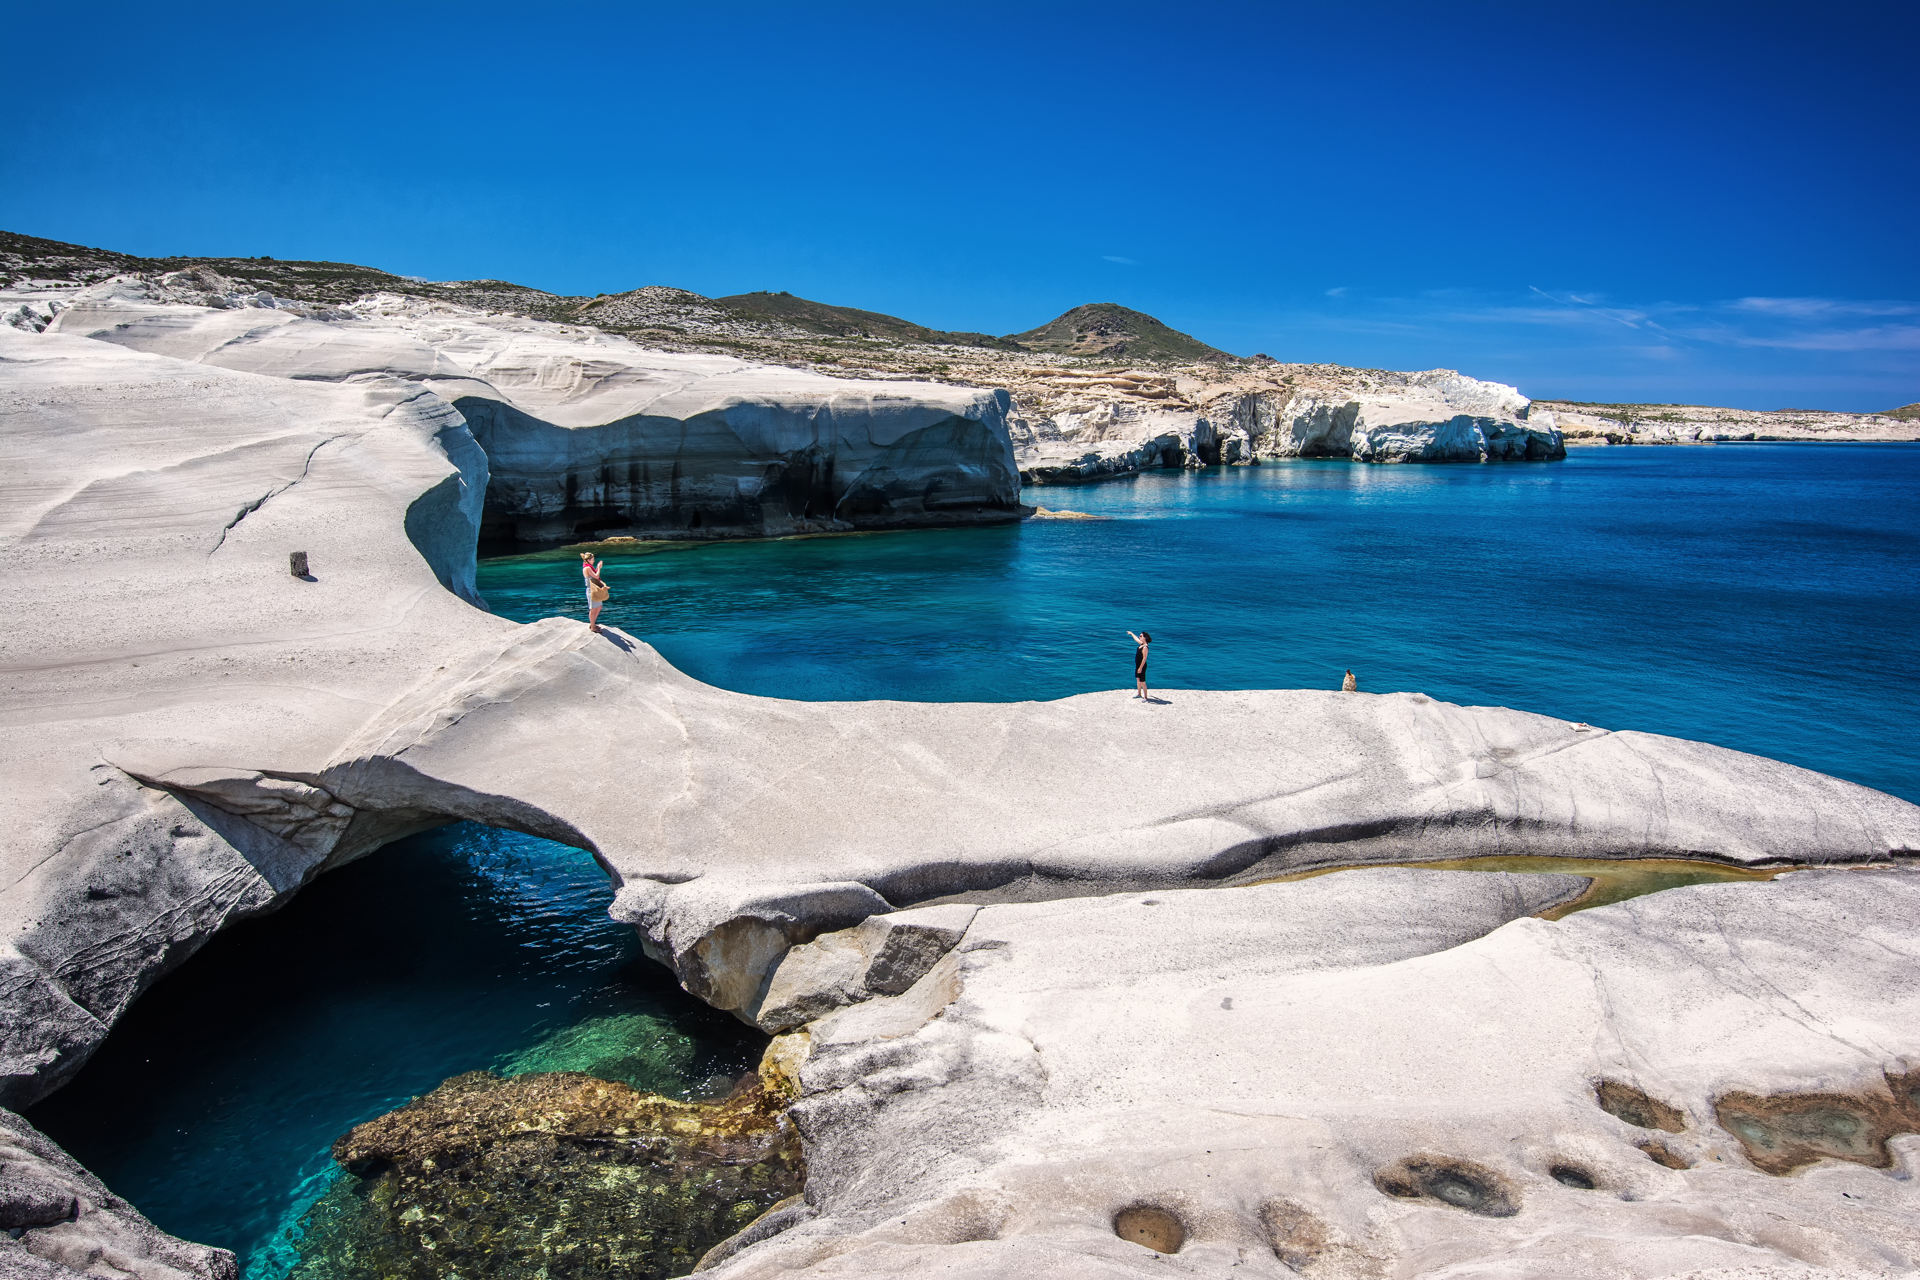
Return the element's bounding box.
[713,290,1016,349]
[0,230,573,318]
[1008,302,1230,361]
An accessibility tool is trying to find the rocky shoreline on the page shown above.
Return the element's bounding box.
[4,259,1920,1277]
[1544,399,1920,447]
[1010,366,1565,482]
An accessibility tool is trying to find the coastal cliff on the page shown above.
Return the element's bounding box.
[4,320,1920,1278]
[1012,366,1565,482]
[37,278,1024,546]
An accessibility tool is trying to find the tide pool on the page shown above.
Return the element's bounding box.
[26,824,763,1279]
[480,444,1920,804]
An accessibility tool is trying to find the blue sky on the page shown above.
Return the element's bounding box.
[4,1,1914,409]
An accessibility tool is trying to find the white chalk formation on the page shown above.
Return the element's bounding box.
[41,279,1025,545]
[1,311,1918,1278]
[1014,368,1566,482]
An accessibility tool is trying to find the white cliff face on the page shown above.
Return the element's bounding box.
[44,282,1025,544]
[2,321,1919,1278]
[1016,368,1565,481]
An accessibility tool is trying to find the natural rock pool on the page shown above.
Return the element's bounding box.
[25,824,765,1279]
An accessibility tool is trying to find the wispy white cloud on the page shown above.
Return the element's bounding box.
[1101,254,1137,265]
[1526,285,1656,331]
[1729,296,1920,319]
[1324,285,1348,298]
[1720,323,1920,352]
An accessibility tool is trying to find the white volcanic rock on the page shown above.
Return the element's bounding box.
[1011,400,1250,483]
[2,322,1919,1277]
[1013,369,1565,481]
[1261,390,1565,462]
[699,867,1920,1277]
[0,1107,234,1278]
[1543,397,1920,447]
[347,648,1916,1024]
[47,287,1025,544]
[0,328,500,1109]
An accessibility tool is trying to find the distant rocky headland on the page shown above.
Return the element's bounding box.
[1543,398,1920,446]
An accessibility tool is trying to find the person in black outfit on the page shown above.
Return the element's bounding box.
[1127,630,1151,700]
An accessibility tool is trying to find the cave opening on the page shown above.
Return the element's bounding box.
[25,821,767,1280]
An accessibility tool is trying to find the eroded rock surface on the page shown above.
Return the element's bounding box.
[0,1107,235,1279]
[4,318,1920,1278]
[703,867,1920,1278]
[1013,368,1565,481]
[43,284,1025,545]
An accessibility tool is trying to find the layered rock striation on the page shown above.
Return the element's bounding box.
[2,316,1919,1277]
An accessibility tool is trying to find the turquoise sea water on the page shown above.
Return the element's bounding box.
[23,444,1919,1279]
[482,445,1920,803]
[26,824,762,1279]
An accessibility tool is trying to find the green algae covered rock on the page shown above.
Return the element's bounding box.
[290,1070,803,1280]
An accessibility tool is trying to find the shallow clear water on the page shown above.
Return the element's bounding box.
[26,824,763,1279]
[481,445,1920,803]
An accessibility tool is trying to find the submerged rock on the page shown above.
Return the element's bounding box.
[295,1069,803,1280]
[493,1010,701,1091]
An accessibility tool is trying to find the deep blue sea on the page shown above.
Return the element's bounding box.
[483,445,1920,804]
[24,444,1920,1280]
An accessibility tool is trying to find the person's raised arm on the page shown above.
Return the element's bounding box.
[1127,631,1143,644]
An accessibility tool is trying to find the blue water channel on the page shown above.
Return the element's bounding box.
[484,444,1920,804]
[25,443,1920,1279]
[26,825,763,1278]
